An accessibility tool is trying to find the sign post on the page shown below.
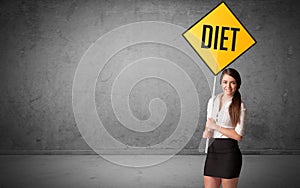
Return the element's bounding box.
[182,2,256,153]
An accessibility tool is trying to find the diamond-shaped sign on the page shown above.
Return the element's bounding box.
[183,2,256,75]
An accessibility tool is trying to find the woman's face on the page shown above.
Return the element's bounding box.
[221,74,237,97]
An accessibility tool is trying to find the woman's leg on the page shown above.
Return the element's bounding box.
[221,177,239,188]
[204,176,221,188]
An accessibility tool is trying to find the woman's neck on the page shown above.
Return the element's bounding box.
[221,93,233,101]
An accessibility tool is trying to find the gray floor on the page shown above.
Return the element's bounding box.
[0,155,299,188]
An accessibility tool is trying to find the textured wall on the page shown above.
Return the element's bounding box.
[0,0,299,154]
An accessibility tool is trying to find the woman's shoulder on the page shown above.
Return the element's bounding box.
[240,101,246,111]
[212,93,222,100]
[208,93,222,103]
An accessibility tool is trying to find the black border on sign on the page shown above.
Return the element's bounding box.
[182,1,257,76]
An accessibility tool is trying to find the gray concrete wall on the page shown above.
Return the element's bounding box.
[0,0,299,154]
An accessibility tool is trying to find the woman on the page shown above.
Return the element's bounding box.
[203,68,246,188]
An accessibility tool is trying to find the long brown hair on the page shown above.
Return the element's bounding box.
[220,68,242,127]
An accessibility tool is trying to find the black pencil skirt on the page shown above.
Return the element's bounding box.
[204,138,242,179]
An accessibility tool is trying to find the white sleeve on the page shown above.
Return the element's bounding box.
[206,98,213,118]
[235,102,246,136]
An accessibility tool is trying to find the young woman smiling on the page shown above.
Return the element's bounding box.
[202,68,246,188]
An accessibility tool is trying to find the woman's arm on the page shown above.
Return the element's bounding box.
[202,97,213,139]
[216,124,242,141]
[206,118,243,141]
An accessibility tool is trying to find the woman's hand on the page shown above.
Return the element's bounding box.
[202,129,213,138]
[206,118,218,130]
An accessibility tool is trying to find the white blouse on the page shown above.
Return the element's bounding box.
[207,93,246,138]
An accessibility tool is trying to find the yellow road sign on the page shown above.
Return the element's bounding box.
[183,2,256,75]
